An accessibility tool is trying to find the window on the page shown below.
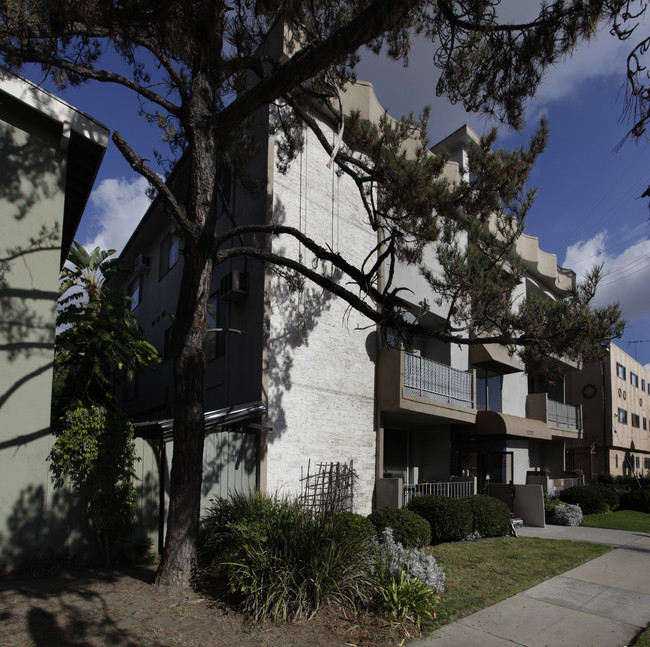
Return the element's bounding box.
[205,294,225,361]
[164,326,173,362]
[128,275,142,311]
[159,230,180,278]
[643,379,646,392]
[632,413,640,428]
[616,363,626,380]
[636,456,641,469]
[631,372,639,388]
[617,408,628,424]
[644,418,648,431]
[476,368,503,412]
[645,457,650,470]
[123,373,138,401]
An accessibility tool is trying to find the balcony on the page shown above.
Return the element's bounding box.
[526,393,582,437]
[377,348,475,423]
[404,352,473,408]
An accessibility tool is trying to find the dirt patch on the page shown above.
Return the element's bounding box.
[0,566,408,647]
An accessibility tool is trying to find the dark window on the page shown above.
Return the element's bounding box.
[643,418,647,431]
[123,373,138,401]
[164,326,173,362]
[159,231,180,278]
[476,368,502,412]
[631,372,639,388]
[642,379,646,392]
[632,413,640,428]
[128,276,142,311]
[617,363,626,380]
[618,408,628,424]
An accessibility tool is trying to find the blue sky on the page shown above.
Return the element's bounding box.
[26,15,650,366]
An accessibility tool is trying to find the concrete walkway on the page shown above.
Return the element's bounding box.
[411,526,650,647]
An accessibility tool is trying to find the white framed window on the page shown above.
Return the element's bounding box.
[618,408,628,424]
[617,363,626,380]
[631,372,639,388]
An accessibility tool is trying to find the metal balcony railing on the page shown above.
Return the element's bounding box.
[403,352,473,409]
[548,399,582,430]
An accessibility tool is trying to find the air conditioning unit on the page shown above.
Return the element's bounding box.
[220,269,248,301]
[134,254,150,274]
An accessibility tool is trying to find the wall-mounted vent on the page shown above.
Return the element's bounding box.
[134,254,150,274]
[220,269,248,301]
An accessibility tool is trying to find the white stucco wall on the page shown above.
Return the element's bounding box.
[266,120,377,513]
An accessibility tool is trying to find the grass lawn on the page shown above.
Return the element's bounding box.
[633,626,650,647]
[430,536,611,626]
[581,509,650,533]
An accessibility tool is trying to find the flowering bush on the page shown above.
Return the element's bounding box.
[551,503,583,526]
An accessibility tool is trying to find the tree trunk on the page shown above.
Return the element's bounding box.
[155,64,220,588]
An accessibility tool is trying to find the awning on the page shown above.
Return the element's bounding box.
[473,410,552,440]
[132,401,266,441]
[470,343,523,375]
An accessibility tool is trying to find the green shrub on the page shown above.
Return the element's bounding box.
[597,472,614,485]
[199,492,372,621]
[407,495,472,544]
[544,494,562,523]
[368,507,432,547]
[614,474,637,487]
[619,488,650,513]
[326,510,376,543]
[462,495,511,538]
[558,485,619,514]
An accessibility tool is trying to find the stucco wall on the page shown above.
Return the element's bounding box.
[266,121,377,513]
[0,108,67,568]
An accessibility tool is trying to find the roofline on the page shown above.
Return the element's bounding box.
[0,65,109,146]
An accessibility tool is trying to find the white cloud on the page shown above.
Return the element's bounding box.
[533,28,629,107]
[563,231,650,320]
[82,176,151,255]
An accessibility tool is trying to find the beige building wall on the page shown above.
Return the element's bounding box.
[266,120,377,512]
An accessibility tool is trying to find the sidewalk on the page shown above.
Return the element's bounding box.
[411,526,650,647]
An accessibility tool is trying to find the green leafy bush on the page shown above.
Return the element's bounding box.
[559,485,619,514]
[462,495,511,538]
[368,507,432,547]
[199,492,372,621]
[327,510,376,543]
[407,495,472,544]
[544,494,563,523]
[49,406,137,549]
[618,488,650,513]
[597,472,614,484]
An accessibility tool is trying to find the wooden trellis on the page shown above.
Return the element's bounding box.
[299,460,356,514]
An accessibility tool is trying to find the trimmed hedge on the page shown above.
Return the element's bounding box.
[559,485,619,514]
[462,495,511,538]
[406,495,472,544]
[367,507,431,547]
[328,510,376,542]
[618,488,650,513]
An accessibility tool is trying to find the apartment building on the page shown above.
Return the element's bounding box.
[111,71,588,541]
[568,343,650,478]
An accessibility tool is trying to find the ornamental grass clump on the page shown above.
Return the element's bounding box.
[199,492,372,622]
[551,503,583,526]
